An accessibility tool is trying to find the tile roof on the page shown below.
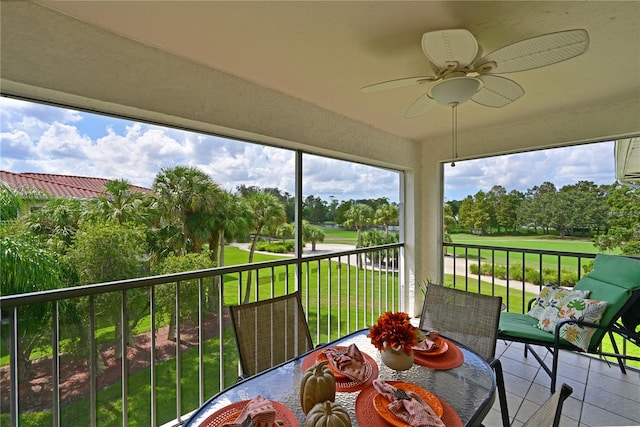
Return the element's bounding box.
[0,170,153,199]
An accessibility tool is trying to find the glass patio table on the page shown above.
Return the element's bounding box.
[184,328,496,427]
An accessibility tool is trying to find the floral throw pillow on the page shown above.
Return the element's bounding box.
[536,295,608,351]
[527,284,590,320]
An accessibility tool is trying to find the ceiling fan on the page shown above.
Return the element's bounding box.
[362,28,589,165]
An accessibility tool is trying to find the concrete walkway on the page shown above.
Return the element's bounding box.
[231,242,542,294]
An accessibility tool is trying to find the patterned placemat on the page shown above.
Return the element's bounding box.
[301,346,379,392]
[413,339,464,370]
[355,383,463,427]
[197,400,298,427]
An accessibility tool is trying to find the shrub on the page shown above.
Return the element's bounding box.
[256,241,294,253]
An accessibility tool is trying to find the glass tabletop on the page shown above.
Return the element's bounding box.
[184,328,496,427]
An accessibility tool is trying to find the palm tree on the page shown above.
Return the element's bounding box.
[374,203,399,237]
[343,203,374,268]
[303,222,325,251]
[343,203,373,249]
[153,166,216,255]
[205,191,252,311]
[89,178,152,225]
[24,198,85,254]
[243,191,286,303]
[152,166,222,338]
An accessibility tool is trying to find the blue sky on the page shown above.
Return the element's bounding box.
[1,97,616,203]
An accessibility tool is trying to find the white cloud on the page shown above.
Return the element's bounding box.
[444,142,616,200]
[1,97,614,204]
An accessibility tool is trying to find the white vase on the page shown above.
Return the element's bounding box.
[380,343,414,371]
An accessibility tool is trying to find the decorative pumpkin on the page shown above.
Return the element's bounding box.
[300,360,336,414]
[305,401,352,427]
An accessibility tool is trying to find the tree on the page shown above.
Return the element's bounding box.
[0,183,50,221]
[343,203,373,248]
[243,191,286,303]
[443,203,456,255]
[64,222,148,358]
[360,229,399,264]
[303,222,325,251]
[374,203,399,237]
[495,190,524,233]
[0,234,64,380]
[335,201,352,225]
[303,195,328,224]
[152,250,216,339]
[153,166,218,255]
[277,222,295,243]
[87,178,154,226]
[206,191,251,266]
[458,192,491,234]
[24,197,85,255]
[486,185,506,233]
[517,182,557,234]
[594,182,640,255]
[343,203,373,268]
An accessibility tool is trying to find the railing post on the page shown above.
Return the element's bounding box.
[9,307,18,427]
[52,301,60,427]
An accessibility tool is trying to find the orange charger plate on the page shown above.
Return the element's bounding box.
[372,381,444,427]
[412,336,448,356]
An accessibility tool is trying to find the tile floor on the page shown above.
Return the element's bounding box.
[481,341,640,426]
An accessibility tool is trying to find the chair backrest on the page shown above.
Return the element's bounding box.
[522,383,573,427]
[420,285,502,361]
[229,291,314,377]
[573,254,640,349]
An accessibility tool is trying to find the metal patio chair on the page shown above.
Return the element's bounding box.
[229,291,314,378]
[522,383,573,427]
[420,284,510,427]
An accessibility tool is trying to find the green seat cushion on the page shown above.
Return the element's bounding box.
[574,255,640,346]
[499,255,640,353]
[498,312,574,347]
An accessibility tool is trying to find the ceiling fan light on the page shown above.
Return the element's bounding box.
[429,77,481,105]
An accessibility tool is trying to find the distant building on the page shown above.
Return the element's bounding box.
[0,170,153,214]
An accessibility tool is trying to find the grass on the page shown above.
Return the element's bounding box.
[4,330,240,427]
[316,226,358,245]
[446,233,620,274]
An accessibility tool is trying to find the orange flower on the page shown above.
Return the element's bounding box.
[367,311,418,355]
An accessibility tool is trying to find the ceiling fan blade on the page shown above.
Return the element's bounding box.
[361,76,435,93]
[471,75,524,108]
[422,29,479,69]
[405,92,436,118]
[475,29,589,74]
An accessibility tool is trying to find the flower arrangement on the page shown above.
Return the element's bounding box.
[367,311,419,355]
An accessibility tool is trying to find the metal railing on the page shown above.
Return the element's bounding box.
[0,244,403,427]
[3,241,637,426]
[443,242,639,371]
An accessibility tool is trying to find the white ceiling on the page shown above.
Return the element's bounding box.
[1,1,639,166]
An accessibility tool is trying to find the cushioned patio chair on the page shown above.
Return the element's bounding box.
[229,291,314,378]
[420,285,510,427]
[522,383,573,427]
[498,254,640,392]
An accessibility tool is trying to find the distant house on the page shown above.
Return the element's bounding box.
[0,170,153,211]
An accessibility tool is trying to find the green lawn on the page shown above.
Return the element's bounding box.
[446,233,620,275]
[316,226,358,245]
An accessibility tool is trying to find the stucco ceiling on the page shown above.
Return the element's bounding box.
[1,1,639,166]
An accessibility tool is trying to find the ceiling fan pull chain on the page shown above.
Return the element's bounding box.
[451,103,458,167]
